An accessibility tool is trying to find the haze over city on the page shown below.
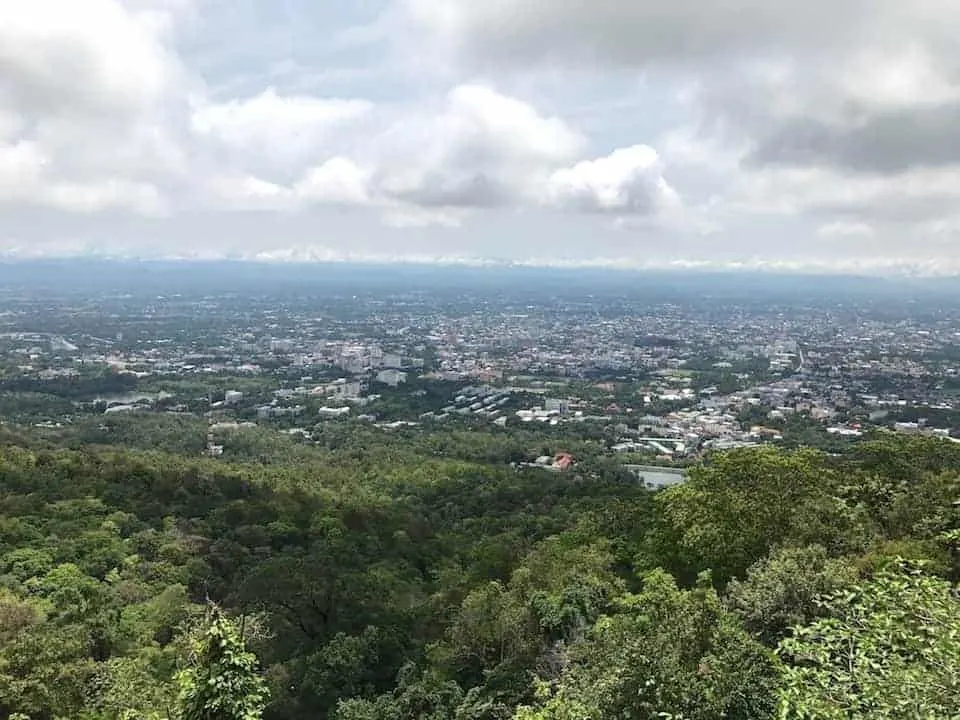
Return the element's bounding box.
[4,1,960,273]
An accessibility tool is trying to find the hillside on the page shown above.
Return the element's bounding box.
[0,429,957,719]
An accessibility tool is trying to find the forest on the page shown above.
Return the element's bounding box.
[0,424,958,719]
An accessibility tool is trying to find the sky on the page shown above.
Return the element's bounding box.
[3,0,960,274]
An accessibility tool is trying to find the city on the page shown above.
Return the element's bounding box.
[4,262,960,473]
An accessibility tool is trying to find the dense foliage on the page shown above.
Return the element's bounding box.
[0,426,957,719]
[778,561,960,719]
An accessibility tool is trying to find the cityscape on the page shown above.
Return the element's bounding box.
[4,262,960,474]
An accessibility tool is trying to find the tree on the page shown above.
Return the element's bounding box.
[778,560,960,719]
[335,664,464,720]
[177,608,269,720]
[725,546,858,646]
[514,570,780,720]
[656,447,852,583]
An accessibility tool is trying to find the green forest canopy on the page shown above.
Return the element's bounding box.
[0,430,957,719]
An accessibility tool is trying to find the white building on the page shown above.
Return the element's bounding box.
[270,339,295,353]
[224,390,244,406]
[318,406,351,418]
[330,379,362,399]
[376,369,408,387]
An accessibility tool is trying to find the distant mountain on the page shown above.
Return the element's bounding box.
[2,257,959,303]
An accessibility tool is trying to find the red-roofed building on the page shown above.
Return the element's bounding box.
[552,452,574,471]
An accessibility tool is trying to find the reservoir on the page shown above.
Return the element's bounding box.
[623,465,688,490]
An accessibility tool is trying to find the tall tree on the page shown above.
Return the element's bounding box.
[514,570,780,720]
[656,447,852,583]
[725,545,858,646]
[177,608,269,720]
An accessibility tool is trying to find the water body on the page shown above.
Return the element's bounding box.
[623,465,687,490]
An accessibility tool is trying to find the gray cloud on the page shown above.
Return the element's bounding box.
[748,104,960,174]
[400,0,960,247]
[401,0,879,67]
[375,172,512,209]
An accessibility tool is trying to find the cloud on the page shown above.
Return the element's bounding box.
[0,0,188,213]
[41,180,168,215]
[399,0,884,67]
[734,165,960,223]
[731,44,960,175]
[7,0,960,269]
[381,206,465,229]
[364,84,584,209]
[204,174,292,212]
[817,221,874,239]
[545,145,679,214]
[190,89,373,173]
[427,0,960,180]
[0,2,692,236]
[296,157,372,205]
[0,138,166,215]
[0,0,182,118]
[208,86,680,228]
[397,0,960,252]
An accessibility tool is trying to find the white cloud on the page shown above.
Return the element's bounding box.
[295,157,372,205]
[41,180,167,215]
[736,165,960,220]
[0,0,181,117]
[190,89,372,169]
[0,141,46,192]
[838,44,960,112]
[381,206,464,229]
[393,0,960,260]
[205,174,293,211]
[365,84,584,209]
[0,140,166,214]
[0,0,187,214]
[914,216,960,238]
[199,86,679,229]
[545,145,679,213]
[440,84,583,165]
[818,221,874,239]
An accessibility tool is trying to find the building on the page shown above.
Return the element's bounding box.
[318,406,351,418]
[50,336,79,353]
[270,339,295,353]
[376,369,408,387]
[224,390,244,406]
[552,452,574,471]
[329,379,363,399]
[104,404,137,414]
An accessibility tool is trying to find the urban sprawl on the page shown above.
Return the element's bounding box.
[3,265,960,486]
